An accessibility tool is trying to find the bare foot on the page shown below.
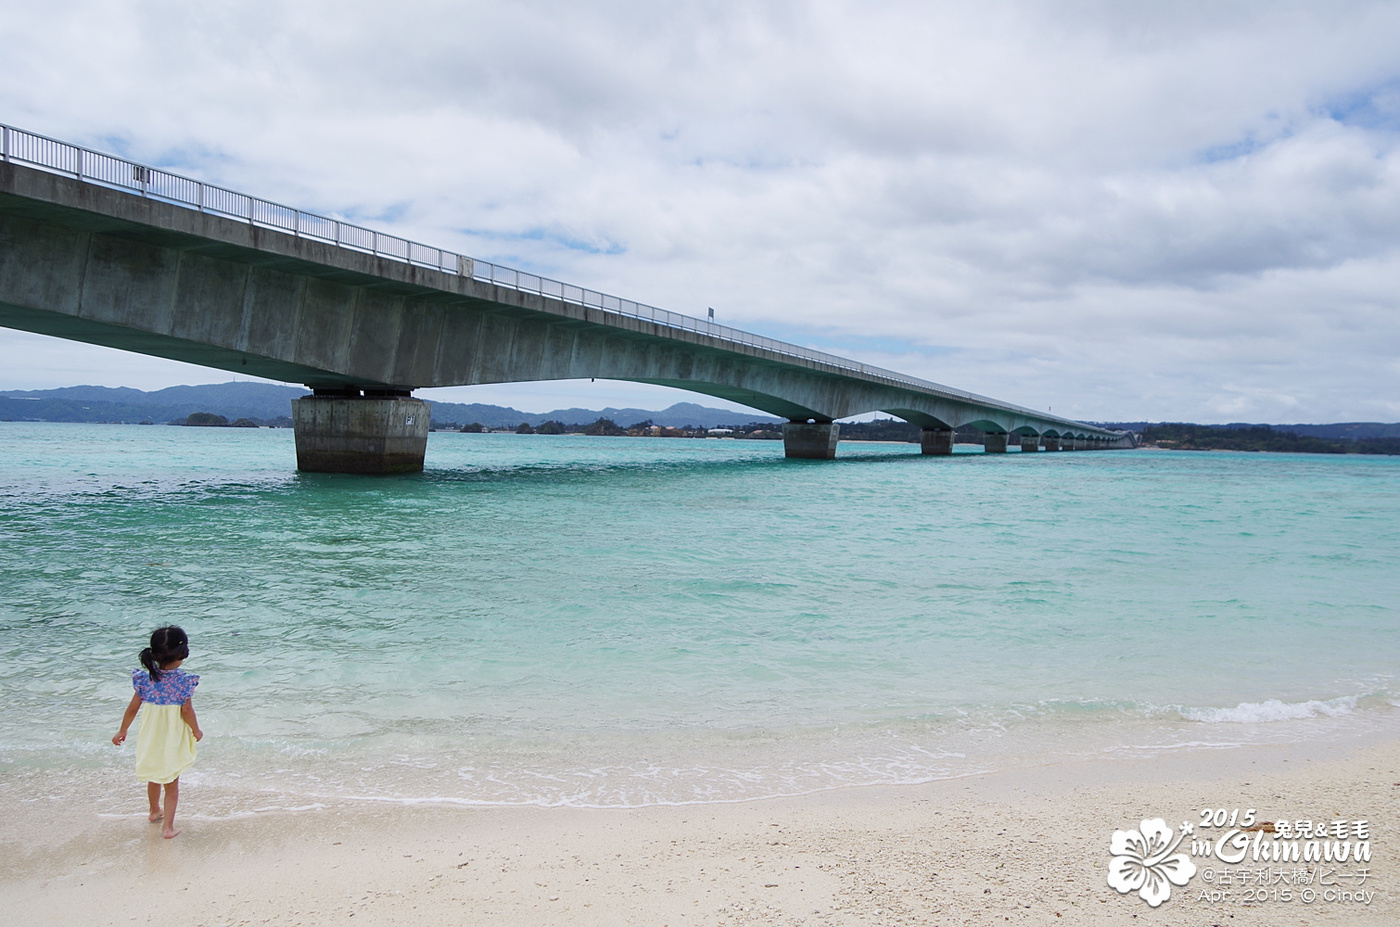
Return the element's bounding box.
[162,827,180,839]
[149,812,163,822]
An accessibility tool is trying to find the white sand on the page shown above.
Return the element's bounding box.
[5,738,1395,926]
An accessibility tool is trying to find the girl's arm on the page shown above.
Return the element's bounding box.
[112,693,141,745]
[181,698,203,741]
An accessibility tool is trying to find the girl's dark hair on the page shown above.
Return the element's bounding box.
[139,626,190,681]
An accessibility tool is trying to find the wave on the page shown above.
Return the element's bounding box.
[1178,695,1361,723]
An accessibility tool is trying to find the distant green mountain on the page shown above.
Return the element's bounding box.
[1265,422,1400,440]
[5,385,1394,438]
[0,383,784,429]
[1138,424,1400,455]
[0,382,309,423]
[428,400,781,429]
[1103,421,1400,440]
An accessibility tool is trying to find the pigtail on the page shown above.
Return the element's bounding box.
[140,646,161,681]
[142,626,189,681]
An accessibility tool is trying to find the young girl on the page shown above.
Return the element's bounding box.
[112,625,203,838]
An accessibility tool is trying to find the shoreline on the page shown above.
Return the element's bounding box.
[8,736,1395,926]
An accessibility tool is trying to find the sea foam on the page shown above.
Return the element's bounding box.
[1180,696,1359,724]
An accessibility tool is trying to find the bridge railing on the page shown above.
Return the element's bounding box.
[1,123,1103,428]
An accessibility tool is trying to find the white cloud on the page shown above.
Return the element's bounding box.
[2,0,1399,422]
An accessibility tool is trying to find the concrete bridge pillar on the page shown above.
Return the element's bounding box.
[1019,435,1040,453]
[292,390,430,473]
[920,428,954,456]
[783,422,840,459]
[984,433,1009,453]
[1042,435,1061,451]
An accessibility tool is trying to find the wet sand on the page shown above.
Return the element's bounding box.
[5,738,1395,926]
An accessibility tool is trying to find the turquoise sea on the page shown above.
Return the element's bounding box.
[2,423,1397,814]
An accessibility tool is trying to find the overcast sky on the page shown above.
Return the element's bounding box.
[3,1,1398,423]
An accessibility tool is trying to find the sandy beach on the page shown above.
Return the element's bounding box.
[6,736,1393,927]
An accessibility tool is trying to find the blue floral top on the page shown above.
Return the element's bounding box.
[131,667,199,705]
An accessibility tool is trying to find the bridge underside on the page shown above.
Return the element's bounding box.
[0,161,1130,471]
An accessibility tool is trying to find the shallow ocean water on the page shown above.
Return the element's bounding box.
[1,423,1396,809]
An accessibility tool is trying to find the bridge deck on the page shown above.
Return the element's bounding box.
[0,122,1127,443]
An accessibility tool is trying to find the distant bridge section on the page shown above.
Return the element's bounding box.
[0,124,1133,471]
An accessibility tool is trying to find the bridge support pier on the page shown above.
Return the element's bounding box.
[783,422,840,459]
[920,428,954,455]
[984,433,1009,453]
[293,391,430,474]
[1020,436,1040,453]
[1043,435,1061,451]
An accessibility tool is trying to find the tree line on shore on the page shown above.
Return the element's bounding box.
[450,419,1400,455]
[443,419,990,442]
[452,418,781,438]
[1141,424,1400,455]
[34,408,1400,456]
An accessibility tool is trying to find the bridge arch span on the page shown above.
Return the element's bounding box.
[877,408,953,430]
[960,417,1011,435]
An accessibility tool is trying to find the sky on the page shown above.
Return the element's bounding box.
[2,1,1399,423]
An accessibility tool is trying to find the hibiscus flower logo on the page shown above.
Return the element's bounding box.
[1107,818,1197,907]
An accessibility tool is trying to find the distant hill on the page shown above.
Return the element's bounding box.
[430,400,782,429]
[0,383,784,429]
[1259,422,1400,440]
[1102,421,1400,441]
[1137,423,1400,455]
[7,385,1391,438]
[0,382,309,424]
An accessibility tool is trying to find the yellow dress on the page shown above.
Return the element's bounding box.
[134,704,198,783]
[130,668,199,784]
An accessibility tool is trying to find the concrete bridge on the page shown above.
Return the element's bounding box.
[0,124,1133,472]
